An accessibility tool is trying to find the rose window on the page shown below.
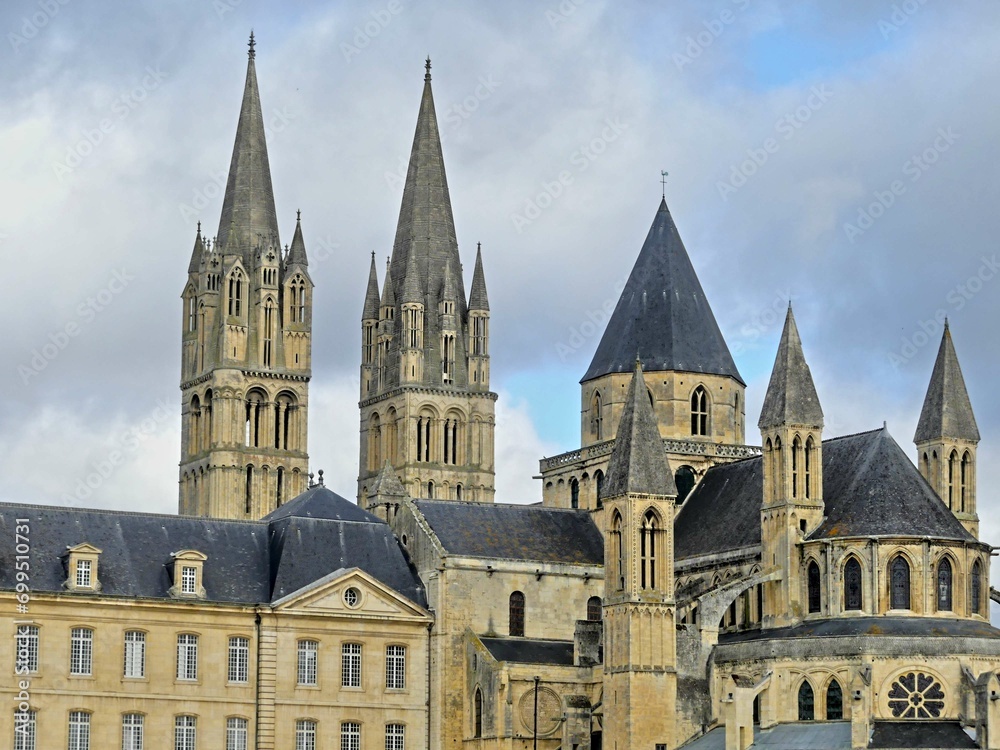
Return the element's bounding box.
[888,672,945,718]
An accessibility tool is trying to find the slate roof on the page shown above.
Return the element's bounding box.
[758,305,824,430]
[368,461,408,500]
[582,198,743,385]
[869,721,976,749]
[719,616,1000,644]
[914,324,980,443]
[469,244,489,311]
[675,428,975,561]
[682,722,852,750]
[480,637,575,666]
[601,360,677,499]
[0,489,425,607]
[216,38,281,256]
[286,213,309,269]
[413,500,603,565]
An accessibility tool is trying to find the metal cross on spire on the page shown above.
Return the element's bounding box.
[660,170,669,198]
[248,30,256,60]
[425,56,432,81]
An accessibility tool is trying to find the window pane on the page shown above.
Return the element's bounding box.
[341,722,361,750]
[509,592,525,637]
[297,641,318,686]
[13,709,35,750]
[295,720,316,750]
[124,631,146,679]
[342,643,362,688]
[798,682,814,721]
[174,716,196,750]
[229,637,249,683]
[826,680,843,720]
[386,645,405,690]
[68,711,90,750]
[15,625,38,674]
[386,724,405,750]
[176,634,198,680]
[226,718,248,750]
[71,628,93,675]
[122,714,144,750]
[844,559,863,611]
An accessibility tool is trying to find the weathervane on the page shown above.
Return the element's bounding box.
[660,170,668,198]
[248,30,256,60]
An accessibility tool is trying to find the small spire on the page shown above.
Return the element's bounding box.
[914,324,979,443]
[758,306,824,430]
[363,252,381,321]
[248,30,256,60]
[287,211,308,268]
[425,56,431,81]
[469,243,489,312]
[380,257,396,309]
[188,223,205,274]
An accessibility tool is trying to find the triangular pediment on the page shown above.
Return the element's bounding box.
[272,567,431,621]
[66,542,102,555]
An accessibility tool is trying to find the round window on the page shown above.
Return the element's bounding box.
[888,672,945,719]
[344,587,360,608]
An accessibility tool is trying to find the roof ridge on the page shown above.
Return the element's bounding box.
[0,501,266,526]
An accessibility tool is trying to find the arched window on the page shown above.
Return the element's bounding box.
[276,467,284,508]
[591,392,603,441]
[369,413,382,471]
[186,289,197,332]
[474,688,483,738]
[570,478,580,509]
[735,391,742,439]
[442,416,461,465]
[844,558,863,611]
[456,483,463,501]
[691,386,708,436]
[427,480,434,499]
[640,510,659,590]
[937,558,953,612]
[245,465,253,515]
[773,438,782,498]
[203,389,213,448]
[509,591,525,637]
[972,560,983,615]
[826,680,843,720]
[807,561,821,613]
[798,681,815,721]
[961,452,971,513]
[675,466,695,504]
[416,413,432,463]
[611,512,624,590]
[262,298,275,367]
[804,436,814,499]
[274,393,295,450]
[890,556,911,610]
[228,269,243,317]
[245,391,266,448]
[792,436,801,498]
[587,596,602,621]
[189,395,201,455]
[948,450,957,509]
[595,470,604,508]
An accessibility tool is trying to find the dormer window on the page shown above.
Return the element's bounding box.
[170,550,207,599]
[65,544,102,592]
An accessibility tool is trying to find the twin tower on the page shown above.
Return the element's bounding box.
[178,43,495,518]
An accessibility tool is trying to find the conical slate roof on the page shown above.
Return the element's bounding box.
[583,199,743,384]
[758,305,824,430]
[216,36,281,256]
[388,61,465,313]
[401,240,423,305]
[380,259,396,309]
[286,211,308,268]
[600,360,677,499]
[469,243,489,311]
[363,253,381,321]
[914,324,980,443]
[187,223,204,274]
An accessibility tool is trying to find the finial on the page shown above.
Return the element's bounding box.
[944,316,950,330]
[386,256,391,270]
[317,469,325,486]
[308,471,315,488]
[248,30,256,60]
[477,241,481,253]
[196,221,201,234]
[660,170,668,198]
[296,208,301,222]
[425,56,431,81]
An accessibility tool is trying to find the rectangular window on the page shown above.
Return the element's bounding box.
[176,634,198,681]
[295,720,316,750]
[297,640,318,686]
[385,723,405,750]
[70,628,93,676]
[385,645,405,690]
[342,643,362,688]
[123,631,146,679]
[181,566,197,595]
[341,722,361,750]
[228,636,249,683]
[122,714,143,750]
[174,716,196,750]
[226,718,248,750]
[68,711,90,750]
[76,559,92,588]
[15,625,38,674]
[13,710,35,750]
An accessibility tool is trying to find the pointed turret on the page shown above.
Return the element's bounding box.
[216,32,281,256]
[914,323,980,536]
[915,322,980,443]
[367,461,409,521]
[758,305,824,431]
[469,242,489,311]
[363,253,381,321]
[188,223,204,274]
[286,210,308,269]
[380,258,396,310]
[441,258,460,304]
[601,360,677,500]
[400,241,424,305]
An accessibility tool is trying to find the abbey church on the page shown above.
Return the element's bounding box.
[3,38,1000,750]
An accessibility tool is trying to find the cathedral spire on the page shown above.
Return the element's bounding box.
[380,257,396,309]
[363,252,381,321]
[601,359,676,499]
[286,210,308,269]
[216,33,280,256]
[914,322,980,443]
[400,239,424,305]
[758,304,823,430]
[187,222,204,274]
[469,242,489,311]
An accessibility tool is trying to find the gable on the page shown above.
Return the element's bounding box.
[272,567,431,621]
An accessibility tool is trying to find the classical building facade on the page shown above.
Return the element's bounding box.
[4,35,1000,750]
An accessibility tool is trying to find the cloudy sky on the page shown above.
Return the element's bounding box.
[1,0,998,551]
